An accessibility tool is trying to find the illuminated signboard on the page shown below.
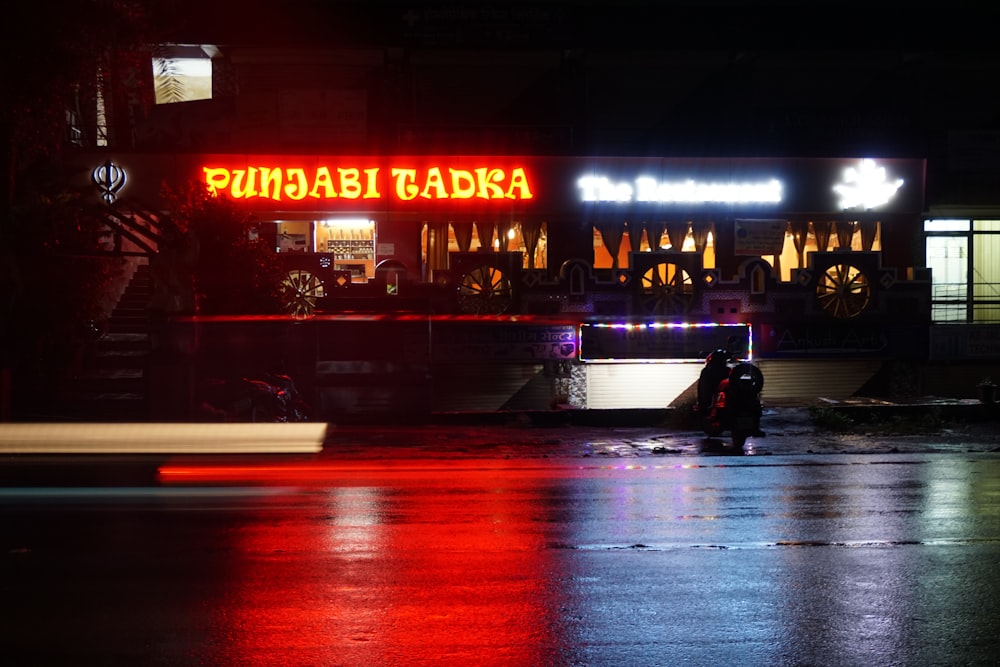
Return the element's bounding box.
[578,175,782,204]
[580,322,752,361]
[576,159,909,210]
[833,158,904,210]
[92,160,128,204]
[202,164,533,203]
[114,155,919,214]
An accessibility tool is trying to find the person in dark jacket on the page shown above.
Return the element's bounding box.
[697,349,731,413]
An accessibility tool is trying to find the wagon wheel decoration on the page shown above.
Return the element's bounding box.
[816,263,871,318]
[457,264,513,315]
[640,262,694,315]
[281,269,325,319]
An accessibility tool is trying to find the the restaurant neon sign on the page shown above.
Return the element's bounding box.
[202,164,534,202]
[578,175,783,204]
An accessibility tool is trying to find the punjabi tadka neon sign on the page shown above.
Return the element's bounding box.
[202,164,534,202]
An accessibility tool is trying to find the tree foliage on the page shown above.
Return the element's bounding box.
[0,1,167,418]
[2,1,157,170]
[161,181,284,316]
[4,171,130,416]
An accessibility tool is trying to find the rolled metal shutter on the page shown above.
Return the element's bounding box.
[755,359,884,401]
[586,362,702,409]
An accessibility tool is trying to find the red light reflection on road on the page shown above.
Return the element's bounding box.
[159,461,565,665]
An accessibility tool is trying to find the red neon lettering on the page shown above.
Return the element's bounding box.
[203,167,230,194]
[309,167,336,199]
[231,168,258,198]
[391,168,419,201]
[508,167,533,200]
[339,168,360,199]
[284,168,308,200]
[202,164,533,202]
[337,167,381,200]
[450,169,476,199]
[475,168,504,199]
[259,167,282,200]
[362,168,381,199]
[420,167,448,199]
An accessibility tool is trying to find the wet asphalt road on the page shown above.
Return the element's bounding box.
[2,410,1000,666]
[319,406,1000,460]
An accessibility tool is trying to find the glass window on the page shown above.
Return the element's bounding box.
[423,221,547,273]
[766,220,881,282]
[973,304,1000,321]
[924,217,1000,323]
[591,222,708,270]
[926,235,968,322]
[924,219,970,232]
[972,223,1000,320]
[153,45,214,104]
[592,226,639,269]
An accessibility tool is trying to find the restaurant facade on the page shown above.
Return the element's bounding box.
[75,150,947,420]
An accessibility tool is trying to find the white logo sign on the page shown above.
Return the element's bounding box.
[833,159,903,210]
[92,160,128,204]
[578,175,782,204]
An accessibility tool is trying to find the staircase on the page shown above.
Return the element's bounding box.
[58,261,152,421]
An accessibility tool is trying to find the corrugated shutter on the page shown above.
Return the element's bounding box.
[432,363,546,412]
[755,359,884,400]
[586,362,702,409]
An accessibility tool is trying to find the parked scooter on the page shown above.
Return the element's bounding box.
[200,372,311,422]
[696,349,765,449]
[241,372,311,422]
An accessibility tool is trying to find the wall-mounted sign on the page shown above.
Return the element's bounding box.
[432,323,578,362]
[84,154,923,215]
[202,164,533,203]
[833,159,904,210]
[92,160,128,204]
[580,322,751,361]
[757,322,928,358]
[734,219,787,255]
[578,175,782,204]
[572,158,919,214]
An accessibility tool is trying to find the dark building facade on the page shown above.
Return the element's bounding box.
[48,2,1000,419]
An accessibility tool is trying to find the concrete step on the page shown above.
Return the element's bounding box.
[107,316,150,333]
[55,260,155,421]
[91,348,150,369]
[114,299,150,312]
[97,333,149,352]
[70,368,145,394]
[113,302,149,312]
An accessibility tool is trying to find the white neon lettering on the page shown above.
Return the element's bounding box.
[578,176,633,202]
[580,175,782,204]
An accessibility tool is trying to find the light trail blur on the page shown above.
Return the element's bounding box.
[0,422,327,454]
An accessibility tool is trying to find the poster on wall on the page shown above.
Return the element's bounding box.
[734,219,787,255]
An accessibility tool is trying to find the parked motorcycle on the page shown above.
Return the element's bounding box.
[696,349,765,449]
[200,372,311,422]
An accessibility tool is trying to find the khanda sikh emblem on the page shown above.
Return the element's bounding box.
[92,160,128,204]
